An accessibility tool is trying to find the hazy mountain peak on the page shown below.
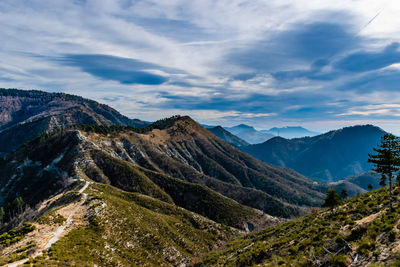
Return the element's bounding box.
[264,125,320,139]
[231,124,256,131]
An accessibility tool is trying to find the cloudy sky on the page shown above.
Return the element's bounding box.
[1,0,400,133]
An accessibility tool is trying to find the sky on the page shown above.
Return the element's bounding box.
[1,0,400,133]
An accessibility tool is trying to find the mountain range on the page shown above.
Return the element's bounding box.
[0,115,326,223]
[204,124,320,145]
[0,88,391,266]
[243,125,385,183]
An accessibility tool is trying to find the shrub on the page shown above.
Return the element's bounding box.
[389,230,396,242]
[358,238,375,255]
[0,222,35,247]
[330,254,348,267]
[288,245,298,255]
[346,226,367,241]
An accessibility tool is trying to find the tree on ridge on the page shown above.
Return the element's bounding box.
[368,133,400,211]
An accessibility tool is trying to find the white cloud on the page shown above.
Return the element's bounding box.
[1,0,400,132]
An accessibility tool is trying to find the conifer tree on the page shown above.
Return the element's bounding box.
[340,188,348,200]
[368,133,400,211]
[322,188,342,208]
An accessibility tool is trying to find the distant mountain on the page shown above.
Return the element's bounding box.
[243,125,386,182]
[208,126,249,147]
[0,88,148,156]
[226,124,274,144]
[262,126,319,139]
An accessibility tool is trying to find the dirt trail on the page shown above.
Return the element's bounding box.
[6,181,90,267]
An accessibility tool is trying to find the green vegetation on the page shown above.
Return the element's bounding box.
[0,197,29,226]
[0,222,35,248]
[37,210,66,225]
[341,188,348,199]
[0,207,4,227]
[322,188,342,208]
[86,149,263,229]
[199,186,400,266]
[368,184,374,190]
[368,133,400,210]
[75,115,183,135]
[32,183,237,266]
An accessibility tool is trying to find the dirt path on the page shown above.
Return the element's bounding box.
[6,181,90,267]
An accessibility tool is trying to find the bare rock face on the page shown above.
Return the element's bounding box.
[0,88,148,155]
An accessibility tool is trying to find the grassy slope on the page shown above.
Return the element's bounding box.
[85,148,269,230]
[200,186,400,266]
[31,183,238,266]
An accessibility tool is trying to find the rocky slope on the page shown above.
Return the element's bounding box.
[243,125,386,182]
[0,88,148,156]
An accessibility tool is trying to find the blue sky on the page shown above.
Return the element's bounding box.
[1,1,400,133]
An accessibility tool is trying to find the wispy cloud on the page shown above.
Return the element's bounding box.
[1,0,400,133]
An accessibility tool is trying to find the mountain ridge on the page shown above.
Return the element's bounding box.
[0,115,327,233]
[0,88,148,156]
[243,125,386,182]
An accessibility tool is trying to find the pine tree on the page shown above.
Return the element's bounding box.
[340,189,348,200]
[368,133,400,211]
[322,188,342,208]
